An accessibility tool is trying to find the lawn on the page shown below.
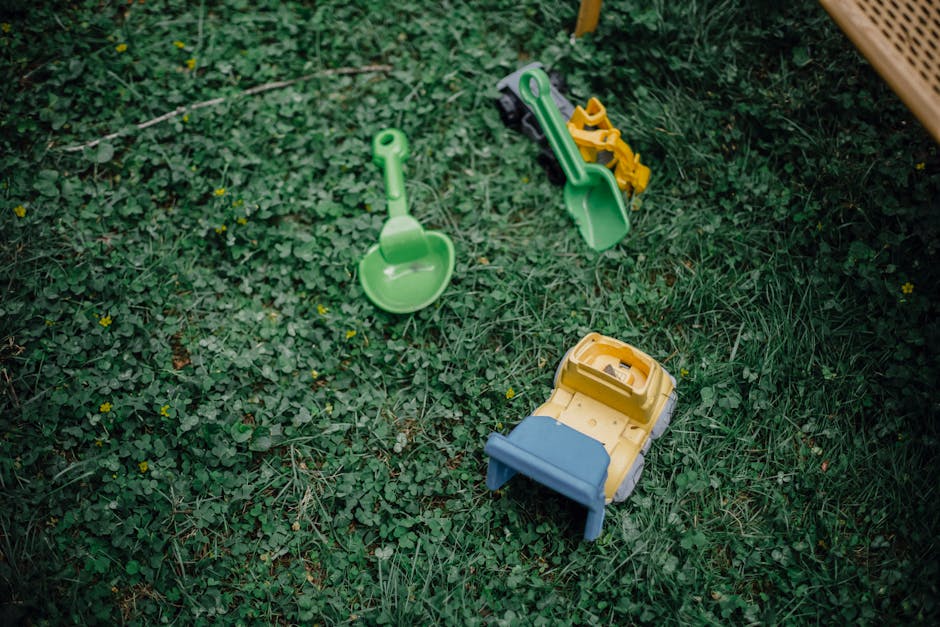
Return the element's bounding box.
[1,0,938,624]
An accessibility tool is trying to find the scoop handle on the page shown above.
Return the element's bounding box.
[518,68,589,187]
[372,128,411,218]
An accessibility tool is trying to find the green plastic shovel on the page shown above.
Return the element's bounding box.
[518,68,630,251]
[358,128,455,314]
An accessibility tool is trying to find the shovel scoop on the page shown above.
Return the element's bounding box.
[358,129,455,314]
[518,68,630,251]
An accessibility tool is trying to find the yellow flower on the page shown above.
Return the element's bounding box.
[99,402,112,413]
[95,439,103,447]
[214,224,227,234]
[317,304,328,315]
[99,314,112,327]
[173,40,185,49]
[182,114,189,123]
[1,23,10,33]
[505,387,515,399]
[13,205,26,218]
[186,57,196,70]
[236,217,247,225]
[915,162,925,170]
[901,282,914,294]
[138,461,149,473]
[160,404,170,417]
[345,329,357,340]
[310,369,319,379]
[680,368,690,378]
[116,43,128,53]
[213,187,226,197]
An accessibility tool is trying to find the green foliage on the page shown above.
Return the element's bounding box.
[1,0,938,624]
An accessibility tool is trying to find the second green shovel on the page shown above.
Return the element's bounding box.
[359,128,455,314]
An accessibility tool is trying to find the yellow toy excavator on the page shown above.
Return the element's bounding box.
[567,98,651,196]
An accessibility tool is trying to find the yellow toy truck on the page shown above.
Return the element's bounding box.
[484,333,677,540]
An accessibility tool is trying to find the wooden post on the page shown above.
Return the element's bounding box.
[575,0,603,37]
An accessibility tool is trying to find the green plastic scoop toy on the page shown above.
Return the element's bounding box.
[358,128,455,314]
[518,68,630,251]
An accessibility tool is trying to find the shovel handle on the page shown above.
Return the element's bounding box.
[372,128,411,218]
[518,68,589,187]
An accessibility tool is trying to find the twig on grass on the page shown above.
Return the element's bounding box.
[57,63,393,152]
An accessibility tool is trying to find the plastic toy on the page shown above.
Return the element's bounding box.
[567,98,650,194]
[359,129,455,314]
[518,68,629,252]
[484,332,677,541]
[495,62,650,196]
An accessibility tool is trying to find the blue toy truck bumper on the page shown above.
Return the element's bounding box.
[484,416,610,541]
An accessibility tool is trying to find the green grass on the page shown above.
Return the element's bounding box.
[1,0,938,624]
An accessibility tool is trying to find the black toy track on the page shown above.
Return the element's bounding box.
[494,62,573,187]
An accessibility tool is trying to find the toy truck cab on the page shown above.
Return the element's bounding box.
[484,333,677,540]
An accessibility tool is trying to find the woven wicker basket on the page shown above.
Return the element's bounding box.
[821,0,940,141]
